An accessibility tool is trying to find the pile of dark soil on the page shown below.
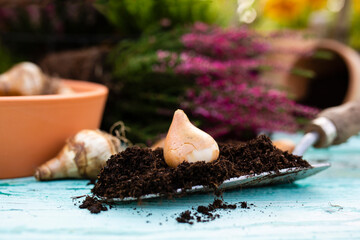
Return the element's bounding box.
[92,135,310,199]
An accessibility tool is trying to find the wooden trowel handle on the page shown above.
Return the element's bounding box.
[305,101,360,148]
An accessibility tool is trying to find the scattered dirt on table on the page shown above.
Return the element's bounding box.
[176,198,252,224]
[240,201,249,209]
[176,210,194,224]
[79,196,108,214]
[92,135,310,199]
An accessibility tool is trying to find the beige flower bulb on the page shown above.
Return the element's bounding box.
[0,62,48,96]
[164,109,219,168]
[0,62,74,96]
[272,139,295,153]
[34,129,124,180]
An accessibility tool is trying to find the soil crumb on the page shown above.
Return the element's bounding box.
[176,198,250,224]
[240,201,248,209]
[176,210,194,224]
[79,196,108,214]
[92,135,310,199]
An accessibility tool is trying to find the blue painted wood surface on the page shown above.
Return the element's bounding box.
[1,133,360,240]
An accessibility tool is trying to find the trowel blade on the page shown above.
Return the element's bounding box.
[106,163,330,202]
[218,162,330,189]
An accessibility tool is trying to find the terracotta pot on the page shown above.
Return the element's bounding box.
[0,80,108,179]
[262,38,360,109]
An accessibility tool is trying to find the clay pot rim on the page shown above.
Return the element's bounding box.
[0,79,108,102]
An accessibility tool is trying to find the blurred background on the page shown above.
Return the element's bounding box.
[1,0,359,145]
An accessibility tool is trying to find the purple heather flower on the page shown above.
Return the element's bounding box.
[26,5,41,28]
[155,24,318,138]
[157,50,171,60]
[192,22,209,32]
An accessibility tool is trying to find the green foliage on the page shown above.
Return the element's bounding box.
[290,67,315,79]
[104,27,192,143]
[350,7,360,49]
[95,0,235,36]
[312,50,335,60]
[0,42,19,73]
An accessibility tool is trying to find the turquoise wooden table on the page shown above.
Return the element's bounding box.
[1,133,360,240]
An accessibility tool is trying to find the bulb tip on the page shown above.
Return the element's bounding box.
[34,166,51,181]
[34,169,40,181]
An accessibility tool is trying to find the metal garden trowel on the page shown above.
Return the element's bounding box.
[110,101,360,202]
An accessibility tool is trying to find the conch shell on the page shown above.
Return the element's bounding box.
[34,129,124,181]
[0,62,73,96]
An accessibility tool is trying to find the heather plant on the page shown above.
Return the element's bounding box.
[154,23,319,140]
[109,23,318,143]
